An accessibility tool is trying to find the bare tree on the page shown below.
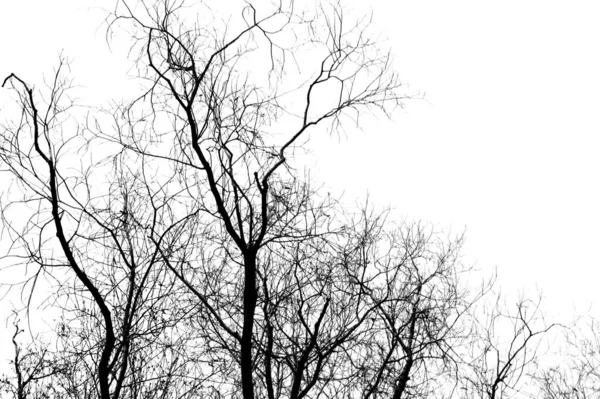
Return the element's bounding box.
[0,1,552,399]
[458,295,556,399]
[100,0,404,397]
[535,317,600,399]
[0,318,61,399]
[1,59,203,399]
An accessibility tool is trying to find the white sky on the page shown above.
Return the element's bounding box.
[317,0,600,321]
[1,0,599,334]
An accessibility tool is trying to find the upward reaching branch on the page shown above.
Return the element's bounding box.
[3,66,116,399]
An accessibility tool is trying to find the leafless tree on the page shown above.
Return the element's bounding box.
[0,1,554,399]
[535,317,600,399]
[0,318,61,399]
[1,58,205,399]
[457,295,556,399]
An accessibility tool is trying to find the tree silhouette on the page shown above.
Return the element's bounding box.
[0,1,556,399]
